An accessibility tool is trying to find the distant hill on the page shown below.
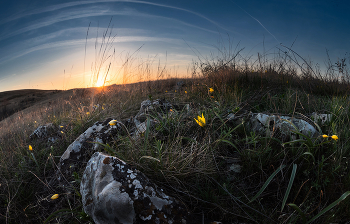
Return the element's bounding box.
[0,89,63,121]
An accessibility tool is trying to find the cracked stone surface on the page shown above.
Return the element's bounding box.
[80,152,189,224]
[57,99,175,180]
[247,113,320,141]
[30,123,57,140]
[311,112,333,125]
[227,112,322,142]
[57,118,123,179]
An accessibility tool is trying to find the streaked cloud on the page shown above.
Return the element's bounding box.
[0,35,189,65]
[0,0,230,32]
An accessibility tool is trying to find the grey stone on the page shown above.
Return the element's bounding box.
[311,112,333,125]
[30,123,55,139]
[58,118,123,179]
[80,152,189,224]
[247,113,320,141]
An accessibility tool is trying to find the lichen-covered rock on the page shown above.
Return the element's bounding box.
[131,99,174,138]
[246,113,320,141]
[58,118,123,179]
[30,123,55,139]
[29,123,65,144]
[311,112,333,125]
[80,152,189,224]
[135,99,173,120]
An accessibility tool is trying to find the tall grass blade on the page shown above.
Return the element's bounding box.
[288,203,306,223]
[144,116,151,151]
[306,191,350,224]
[249,165,285,203]
[218,139,238,150]
[281,163,297,211]
[303,152,315,163]
[139,156,160,163]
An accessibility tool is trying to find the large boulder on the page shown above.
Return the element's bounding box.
[227,112,321,142]
[57,99,175,179]
[80,152,189,224]
[58,118,123,180]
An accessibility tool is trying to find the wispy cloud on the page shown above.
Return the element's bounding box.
[0,7,132,42]
[1,0,232,32]
[0,4,224,43]
[0,36,186,65]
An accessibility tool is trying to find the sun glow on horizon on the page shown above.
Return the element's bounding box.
[95,77,105,87]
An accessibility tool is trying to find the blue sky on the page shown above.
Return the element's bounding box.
[0,0,348,91]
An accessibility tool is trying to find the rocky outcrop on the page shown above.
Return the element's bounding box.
[227,112,321,142]
[57,99,174,180]
[311,112,333,125]
[57,118,124,180]
[30,123,62,143]
[80,152,189,224]
[30,98,328,223]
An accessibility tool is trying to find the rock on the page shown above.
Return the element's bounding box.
[175,80,185,91]
[246,113,320,141]
[30,123,62,143]
[57,99,175,180]
[311,112,333,125]
[135,99,173,120]
[58,118,123,179]
[80,152,190,224]
[30,123,55,139]
[132,99,174,138]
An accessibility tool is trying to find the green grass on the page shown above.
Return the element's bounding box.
[1,41,350,223]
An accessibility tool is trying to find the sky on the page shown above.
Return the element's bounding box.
[0,0,348,92]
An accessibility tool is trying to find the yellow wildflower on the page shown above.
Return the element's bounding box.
[61,131,64,134]
[51,194,59,200]
[29,145,33,151]
[109,120,117,126]
[194,113,206,127]
[60,125,64,128]
[185,91,187,94]
[322,135,328,138]
[209,88,214,93]
[86,112,90,115]
[331,135,338,141]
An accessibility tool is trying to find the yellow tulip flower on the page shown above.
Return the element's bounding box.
[51,194,59,200]
[109,120,117,126]
[194,113,206,127]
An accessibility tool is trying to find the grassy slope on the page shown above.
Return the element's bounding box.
[1,53,350,224]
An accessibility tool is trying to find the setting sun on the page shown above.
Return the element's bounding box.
[95,78,104,87]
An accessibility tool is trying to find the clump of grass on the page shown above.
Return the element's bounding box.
[1,34,350,223]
